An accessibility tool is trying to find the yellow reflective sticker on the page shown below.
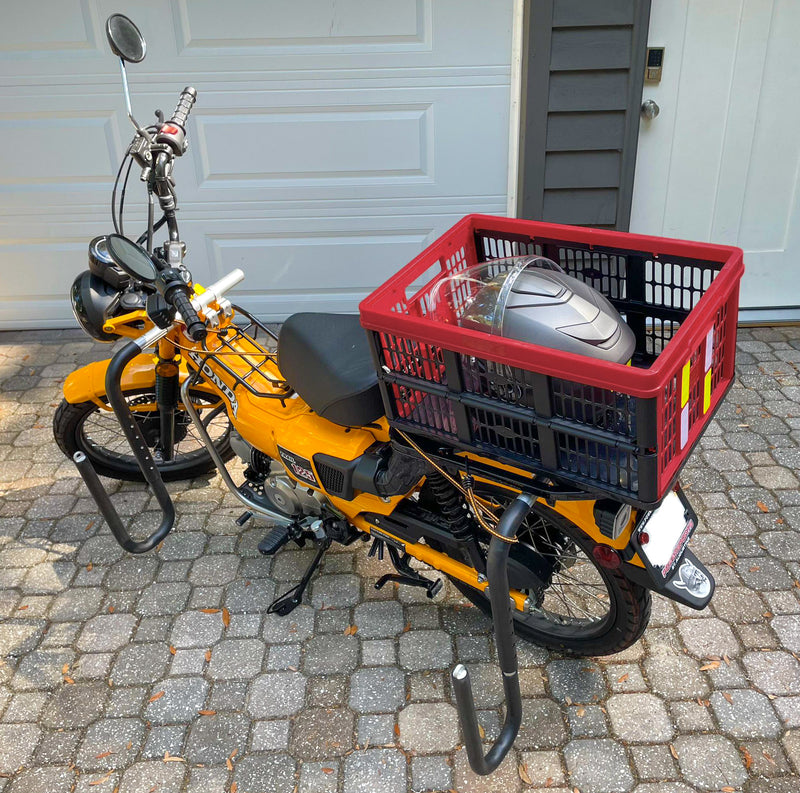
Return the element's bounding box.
[681,360,691,407]
[703,369,712,413]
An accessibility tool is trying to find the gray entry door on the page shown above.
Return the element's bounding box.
[0,1,514,328]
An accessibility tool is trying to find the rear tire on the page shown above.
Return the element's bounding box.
[441,496,650,656]
[53,388,233,482]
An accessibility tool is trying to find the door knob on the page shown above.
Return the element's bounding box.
[641,100,660,120]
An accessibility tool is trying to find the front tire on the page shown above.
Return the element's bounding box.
[445,497,651,656]
[53,388,233,482]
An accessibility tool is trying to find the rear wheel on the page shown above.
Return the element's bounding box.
[442,489,650,656]
[53,387,233,482]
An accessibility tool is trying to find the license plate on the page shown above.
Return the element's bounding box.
[637,488,697,579]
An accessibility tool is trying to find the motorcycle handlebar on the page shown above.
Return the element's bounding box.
[170,289,207,342]
[169,86,197,129]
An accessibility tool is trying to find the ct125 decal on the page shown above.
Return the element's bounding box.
[277,445,319,488]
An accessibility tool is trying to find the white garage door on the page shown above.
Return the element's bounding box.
[0,0,514,328]
[630,0,800,322]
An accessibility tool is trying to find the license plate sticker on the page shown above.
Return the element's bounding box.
[638,490,696,578]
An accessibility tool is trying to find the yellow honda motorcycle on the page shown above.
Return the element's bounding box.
[54,15,743,774]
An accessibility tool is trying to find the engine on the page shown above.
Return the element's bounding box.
[230,432,326,518]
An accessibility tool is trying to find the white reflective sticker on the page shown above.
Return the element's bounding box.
[680,404,689,448]
[704,327,714,370]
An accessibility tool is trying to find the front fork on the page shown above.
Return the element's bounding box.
[155,339,179,462]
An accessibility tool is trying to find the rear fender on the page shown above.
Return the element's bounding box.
[62,354,207,408]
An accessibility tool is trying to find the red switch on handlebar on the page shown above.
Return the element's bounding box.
[161,124,180,135]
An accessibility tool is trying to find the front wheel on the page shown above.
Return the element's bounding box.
[446,495,651,656]
[53,388,233,482]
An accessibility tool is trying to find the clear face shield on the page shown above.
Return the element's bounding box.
[427,256,564,333]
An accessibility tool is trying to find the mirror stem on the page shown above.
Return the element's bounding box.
[119,59,153,144]
[146,189,155,253]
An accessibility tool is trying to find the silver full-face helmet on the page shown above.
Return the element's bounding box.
[430,256,635,364]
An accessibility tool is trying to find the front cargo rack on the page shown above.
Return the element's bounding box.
[189,305,293,403]
[360,215,744,509]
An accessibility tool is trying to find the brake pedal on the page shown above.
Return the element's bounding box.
[258,524,292,556]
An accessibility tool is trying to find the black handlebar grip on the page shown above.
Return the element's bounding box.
[170,290,207,342]
[170,86,197,129]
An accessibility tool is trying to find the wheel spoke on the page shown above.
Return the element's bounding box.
[78,390,230,471]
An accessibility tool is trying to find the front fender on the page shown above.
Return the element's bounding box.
[63,354,202,406]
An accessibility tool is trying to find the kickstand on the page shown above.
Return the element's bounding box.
[268,537,331,616]
[375,544,443,599]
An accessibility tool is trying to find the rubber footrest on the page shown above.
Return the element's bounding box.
[258,524,291,556]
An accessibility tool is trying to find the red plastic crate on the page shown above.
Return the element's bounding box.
[360,215,743,508]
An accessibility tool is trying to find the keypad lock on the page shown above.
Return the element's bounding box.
[645,47,665,83]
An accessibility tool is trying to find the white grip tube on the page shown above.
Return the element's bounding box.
[193,268,244,311]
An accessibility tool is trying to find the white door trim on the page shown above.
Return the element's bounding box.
[506,0,525,217]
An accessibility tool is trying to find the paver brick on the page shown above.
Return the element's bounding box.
[233,754,296,793]
[606,693,673,742]
[76,718,144,770]
[170,609,224,648]
[564,739,634,793]
[184,712,250,764]
[76,613,137,652]
[206,638,264,679]
[303,634,358,675]
[398,629,452,671]
[711,689,782,737]
[349,666,406,714]
[673,734,747,790]
[0,722,40,771]
[248,672,306,718]
[343,748,406,793]
[398,702,459,752]
[145,677,209,724]
[290,707,354,760]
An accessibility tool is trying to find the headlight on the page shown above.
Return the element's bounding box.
[70,270,119,342]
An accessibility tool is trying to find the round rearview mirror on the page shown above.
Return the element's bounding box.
[104,235,158,283]
[105,14,146,63]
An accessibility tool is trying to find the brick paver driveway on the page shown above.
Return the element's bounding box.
[1,327,799,793]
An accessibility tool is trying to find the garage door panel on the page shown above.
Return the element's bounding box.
[188,86,508,200]
[0,83,509,211]
[0,208,515,328]
[5,1,510,80]
[175,0,427,52]
[206,229,434,291]
[0,113,118,189]
[0,239,86,321]
[195,104,430,185]
[0,0,97,55]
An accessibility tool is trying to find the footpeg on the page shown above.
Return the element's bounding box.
[258,524,292,556]
[374,544,443,599]
[375,571,443,598]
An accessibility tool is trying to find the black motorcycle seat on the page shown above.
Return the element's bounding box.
[278,312,384,427]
